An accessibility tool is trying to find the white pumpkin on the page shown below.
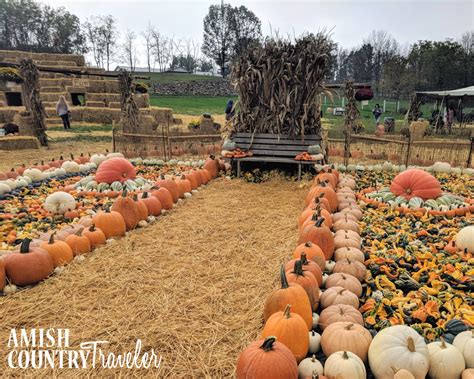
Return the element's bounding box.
[44,191,76,215]
[23,168,43,181]
[433,161,451,173]
[308,331,321,354]
[312,313,320,330]
[90,153,106,166]
[20,175,32,184]
[54,168,67,176]
[14,178,28,188]
[0,182,11,195]
[455,226,474,253]
[106,152,125,159]
[325,260,336,273]
[383,161,393,171]
[453,330,474,368]
[451,167,462,175]
[462,168,474,176]
[368,325,429,379]
[298,354,323,378]
[324,351,366,379]
[427,339,465,379]
[61,161,80,173]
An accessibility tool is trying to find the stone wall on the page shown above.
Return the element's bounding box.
[152,79,236,96]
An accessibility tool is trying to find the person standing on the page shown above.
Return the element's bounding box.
[225,99,235,121]
[56,95,71,130]
[447,104,455,134]
[372,103,383,125]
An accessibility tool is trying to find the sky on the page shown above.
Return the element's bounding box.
[40,0,473,67]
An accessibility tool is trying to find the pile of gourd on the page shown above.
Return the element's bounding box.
[0,155,226,295]
[237,167,473,379]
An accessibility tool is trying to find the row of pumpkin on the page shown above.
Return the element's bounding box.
[0,155,224,294]
[237,168,473,379]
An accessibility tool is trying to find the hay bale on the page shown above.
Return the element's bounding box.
[409,121,428,141]
[109,102,121,109]
[0,108,21,123]
[88,93,121,103]
[133,93,149,108]
[85,101,105,108]
[0,136,39,150]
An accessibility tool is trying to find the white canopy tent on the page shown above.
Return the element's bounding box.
[417,86,474,98]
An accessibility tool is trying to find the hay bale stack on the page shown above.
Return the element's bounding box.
[409,121,428,141]
[0,136,39,150]
[232,32,335,137]
[133,93,149,108]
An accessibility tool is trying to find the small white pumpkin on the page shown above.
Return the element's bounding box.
[0,182,11,195]
[453,330,474,368]
[61,161,80,173]
[54,168,67,176]
[455,226,474,254]
[325,260,336,274]
[90,153,107,166]
[324,351,366,379]
[44,191,76,215]
[433,161,451,173]
[20,175,32,184]
[308,330,321,354]
[368,325,429,379]
[321,273,328,286]
[23,168,43,181]
[298,354,323,378]
[106,152,125,159]
[427,338,465,379]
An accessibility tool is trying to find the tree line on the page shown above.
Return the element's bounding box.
[0,0,472,97]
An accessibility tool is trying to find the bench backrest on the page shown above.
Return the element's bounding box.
[232,132,322,158]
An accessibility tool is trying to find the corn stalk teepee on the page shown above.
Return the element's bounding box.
[231,32,335,138]
[118,69,139,133]
[343,81,359,166]
[19,59,48,146]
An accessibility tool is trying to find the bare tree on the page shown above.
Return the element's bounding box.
[121,29,138,72]
[84,18,105,68]
[175,38,201,72]
[141,22,155,72]
[460,31,474,54]
[98,15,118,71]
[151,30,172,72]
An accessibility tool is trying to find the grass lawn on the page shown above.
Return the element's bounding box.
[150,95,237,116]
[143,72,222,84]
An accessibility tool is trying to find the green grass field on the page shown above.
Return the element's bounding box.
[150,95,237,115]
[143,72,222,84]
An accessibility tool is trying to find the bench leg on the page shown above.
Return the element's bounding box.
[237,160,241,178]
[298,163,302,180]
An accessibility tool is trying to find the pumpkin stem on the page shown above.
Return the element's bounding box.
[304,242,312,248]
[280,265,289,289]
[122,190,128,198]
[259,336,276,352]
[293,260,304,276]
[338,288,346,295]
[440,337,447,349]
[300,252,308,265]
[391,366,399,374]
[142,192,149,199]
[342,351,349,360]
[344,323,354,330]
[311,354,317,362]
[48,232,56,244]
[20,238,31,254]
[89,224,96,232]
[339,307,344,316]
[283,304,291,319]
[133,194,138,201]
[407,336,416,352]
[315,218,325,227]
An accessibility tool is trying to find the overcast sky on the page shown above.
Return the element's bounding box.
[40,0,473,66]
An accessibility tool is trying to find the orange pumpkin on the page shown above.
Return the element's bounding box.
[184,172,199,190]
[65,231,91,255]
[285,253,322,287]
[261,304,309,363]
[81,225,106,249]
[236,337,298,379]
[298,218,335,260]
[390,169,442,200]
[111,191,140,230]
[134,195,149,221]
[155,175,179,203]
[95,157,136,184]
[151,187,173,210]
[264,266,313,330]
[306,182,337,211]
[40,233,74,267]
[319,304,364,331]
[286,261,320,310]
[293,242,325,272]
[176,176,192,194]
[4,239,54,286]
[203,155,219,178]
[140,192,162,216]
[92,209,126,238]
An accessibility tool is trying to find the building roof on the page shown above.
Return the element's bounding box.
[417,86,474,98]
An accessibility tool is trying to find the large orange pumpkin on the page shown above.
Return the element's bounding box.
[65,231,91,255]
[140,192,162,216]
[390,169,442,200]
[81,225,107,249]
[111,191,140,230]
[151,187,173,210]
[133,195,149,221]
[92,209,126,238]
[4,239,54,286]
[236,337,298,379]
[155,175,179,203]
[293,241,326,272]
[306,182,337,211]
[95,157,136,184]
[286,261,320,310]
[298,218,335,260]
[40,233,74,267]
[263,266,313,330]
[261,304,309,363]
[285,253,322,287]
[203,155,219,178]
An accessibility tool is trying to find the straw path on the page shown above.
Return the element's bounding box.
[0,177,305,377]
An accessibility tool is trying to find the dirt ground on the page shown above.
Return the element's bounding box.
[0,178,306,377]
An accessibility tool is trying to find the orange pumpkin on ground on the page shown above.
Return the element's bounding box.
[298,218,335,260]
[263,266,312,330]
[92,209,126,238]
[176,176,192,194]
[111,190,140,230]
[292,242,325,272]
[140,192,162,216]
[203,155,219,178]
[151,187,173,210]
[319,304,364,330]
[155,175,179,203]
[81,225,106,249]
[236,336,298,379]
[95,157,136,184]
[40,233,74,267]
[4,239,54,286]
[65,231,91,255]
[390,169,442,200]
[133,195,149,221]
[286,261,320,310]
[261,304,309,363]
[285,253,322,287]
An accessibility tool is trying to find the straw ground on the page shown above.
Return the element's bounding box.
[0,177,306,377]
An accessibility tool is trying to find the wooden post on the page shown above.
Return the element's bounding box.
[405,134,412,167]
[383,100,386,112]
[112,122,116,152]
[467,135,474,168]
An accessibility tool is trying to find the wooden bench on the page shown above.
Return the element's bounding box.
[226,132,324,180]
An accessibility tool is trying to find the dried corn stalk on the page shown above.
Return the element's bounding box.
[118,69,139,132]
[344,81,359,165]
[231,33,335,138]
